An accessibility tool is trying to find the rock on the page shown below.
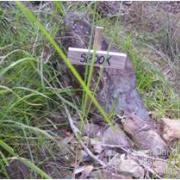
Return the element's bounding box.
[152,159,167,177]
[82,123,104,138]
[102,124,132,150]
[109,154,145,178]
[60,12,150,121]
[74,165,94,179]
[62,12,92,49]
[90,169,132,179]
[152,158,180,178]
[161,118,180,142]
[89,124,132,154]
[90,138,104,154]
[122,113,169,157]
[6,159,32,179]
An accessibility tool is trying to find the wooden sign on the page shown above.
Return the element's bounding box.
[67,26,127,70]
[68,47,127,69]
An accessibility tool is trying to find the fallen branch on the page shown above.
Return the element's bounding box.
[64,106,107,167]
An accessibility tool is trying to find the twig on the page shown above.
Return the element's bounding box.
[139,162,162,179]
[64,106,107,167]
[0,43,13,51]
[93,142,131,154]
[32,27,39,55]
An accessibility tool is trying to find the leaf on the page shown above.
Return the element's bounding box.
[0,140,16,156]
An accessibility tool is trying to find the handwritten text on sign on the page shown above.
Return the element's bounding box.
[68,47,127,69]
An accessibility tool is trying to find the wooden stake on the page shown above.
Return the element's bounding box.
[68,25,127,70]
[93,26,104,51]
[68,48,127,69]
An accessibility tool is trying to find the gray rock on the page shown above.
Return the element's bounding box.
[90,169,132,179]
[102,124,132,150]
[60,12,150,121]
[6,159,32,179]
[109,154,145,178]
[82,123,104,138]
[122,113,169,157]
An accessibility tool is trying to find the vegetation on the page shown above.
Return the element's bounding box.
[0,2,179,178]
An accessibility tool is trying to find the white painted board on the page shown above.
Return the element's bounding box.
[68,47,127,69]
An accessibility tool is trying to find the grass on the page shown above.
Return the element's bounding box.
[0,3,73,177]
[0,1,179,178]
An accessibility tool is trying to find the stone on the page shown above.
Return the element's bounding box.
[82,123,104,138]
[90,169,132,179]
[161,118,180,142]
[6,159,32,179]
[109,154,145,178]
[102,124,132,150]
[122,113,169,157]
[59,12,150,121]
[152,160,167,176]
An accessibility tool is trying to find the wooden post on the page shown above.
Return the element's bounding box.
[93,26,104,51]
[68,25,127,70]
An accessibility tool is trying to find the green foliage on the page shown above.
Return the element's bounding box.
[165,142,180,178]
[0,3,74,177]
[0,8,10,34]
[0,140,51,178]
[123,38,179,119]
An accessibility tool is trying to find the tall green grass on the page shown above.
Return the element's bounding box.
[0,2,112,177]
[16,2,111,125]
[0,14,68,177]
[0,140,51,178]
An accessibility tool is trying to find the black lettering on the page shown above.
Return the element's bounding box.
[80,53,87,63]
[106,56,111,66]
[80,53,111,66]
[98,56,105,64]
